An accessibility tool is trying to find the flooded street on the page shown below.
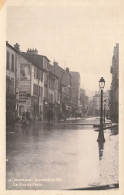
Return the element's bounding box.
[6,117,119,190]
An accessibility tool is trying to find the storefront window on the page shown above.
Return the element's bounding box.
[40,70,43,82]
[6,77,14,94]
[33,84,36,95]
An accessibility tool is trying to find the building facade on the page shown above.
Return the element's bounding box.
[110,43,119,123]
[22,49,50,121]
[6,42,83,124]
[80,89,89,117]
[53,62,72,117]
[6,42,17,125]
[92,90,110,117]
[70,71,80,115]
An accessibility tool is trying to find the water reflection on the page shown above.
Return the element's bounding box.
[6,118,119,190]
[98,141,105,160]
[110,127,118,136]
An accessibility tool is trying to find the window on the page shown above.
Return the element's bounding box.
[44,87,47,99]
[43,58,48,69]
[34,67,37,79]
[38,86,40,96]
[7,51,10,70]
[49,93,54,103]
[36,85,38,96]
[6,77,14,94]
[36,68,39,79]
[11,54,14,72]
[33,84,36,95]
[11,78,14,94]
[40,71,43,82]
[40,87,43,98]
[44,73,48,83]
[33,84,42,96]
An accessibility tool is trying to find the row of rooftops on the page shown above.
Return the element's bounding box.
[6,41,50,61]
[6,41,80,77]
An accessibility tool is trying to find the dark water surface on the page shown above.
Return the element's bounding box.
[6,118,119,190]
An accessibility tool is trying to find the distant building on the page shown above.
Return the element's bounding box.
[80,89,89,117]
[110,43,119,123]
[53,61,72,117]
[92,90,110,117]
[70,71,80,114]
[48,63,60,119]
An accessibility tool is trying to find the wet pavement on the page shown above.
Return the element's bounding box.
[6,117,119,190]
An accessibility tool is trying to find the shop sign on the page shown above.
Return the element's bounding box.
[18,82,30,92]
[19,91,26,102]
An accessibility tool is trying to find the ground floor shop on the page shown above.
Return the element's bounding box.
[17,96,43,122]
[6,94,16,125]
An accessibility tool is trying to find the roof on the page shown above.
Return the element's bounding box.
[70,71,80,76]
[6,42,33,64]
[48,63,54,72]
[48,63,59,79]
[23,52,50,63]
[6,42,51,73]
[22,52,50,72]
[6,41,19,53]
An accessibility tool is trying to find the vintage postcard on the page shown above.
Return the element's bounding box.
[0,0,124,194]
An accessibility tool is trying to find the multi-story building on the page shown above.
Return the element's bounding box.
[6,42,17,125]
[15,46,33,118]
[22,49,50,120]
[6,42,84,123]
[53,61,72,117]
[47,63,60,119]
[80,89,89,117]
[70,71,80,115]
[110,43,119,123]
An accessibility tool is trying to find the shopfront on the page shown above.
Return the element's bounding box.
[6,94,16,125]
[32,96,39,120]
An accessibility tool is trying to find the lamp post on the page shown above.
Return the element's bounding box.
[104,103,106,123]
[97,77,105,142]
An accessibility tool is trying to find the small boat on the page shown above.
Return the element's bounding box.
[93,124,106,128]
[93,124,99,128]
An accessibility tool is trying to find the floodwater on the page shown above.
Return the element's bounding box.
[6,117,119,190]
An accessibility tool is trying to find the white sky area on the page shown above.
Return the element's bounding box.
[7,4,120,96]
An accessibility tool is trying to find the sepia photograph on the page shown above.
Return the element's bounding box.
[0,0,123,194]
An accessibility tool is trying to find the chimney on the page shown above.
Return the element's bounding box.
[27,48,38,54]
[66,67,69,73]
[14,43,20,51]
[53,61,58,67]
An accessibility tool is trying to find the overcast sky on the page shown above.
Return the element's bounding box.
[7,4,120,95]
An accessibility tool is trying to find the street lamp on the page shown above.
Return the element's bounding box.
[97,77,105,142]
[103,100,107,123]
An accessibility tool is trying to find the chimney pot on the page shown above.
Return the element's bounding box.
[14,43,20,51]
